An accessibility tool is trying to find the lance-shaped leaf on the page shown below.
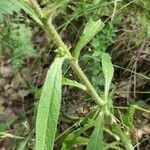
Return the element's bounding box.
[62,77,87,91]
[102,53,114,101]
[73,19,104,60]
[36,57,65,150]
[86,111,104,150]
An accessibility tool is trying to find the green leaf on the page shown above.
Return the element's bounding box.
[104,128,120,141]
[55,108,98,145]
[86,111,104,150]
[73,19,104,60]
[62,77,87,91]
[62,123,94,150]
[36,57,65,150]
[0,0,21,22]
[18,137,29,150]
[11,24,36,71]
[104,141,122,150]
[0,117,16,132]
[101,53,114,101]
[124,104,136,129]
[17,0,42,25]
[112,124,134,150]
[74,136,89,146]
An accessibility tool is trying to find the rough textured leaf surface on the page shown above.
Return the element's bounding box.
[36,57,64,150]
[73,19,104,59]
[112,124,134,150]
[86,111,104,150]
[124,104,136,129]
[102,53,114,100]
[87,111,104,150]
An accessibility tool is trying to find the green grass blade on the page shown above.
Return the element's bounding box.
[101,53,114,101]
[86,111,104,150]
[36,57,65,150]
[18,137,30,150]
[73,19,104,60]
[62,77,87,91]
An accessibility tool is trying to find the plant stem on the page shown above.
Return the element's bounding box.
[30,0,104,106]
[30,0,43,16]
[44,21,71,57]
[69,61,104,106]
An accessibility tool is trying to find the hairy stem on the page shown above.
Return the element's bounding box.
[30,0,104,106]
[30,0,43,16]
[69,61,104,106]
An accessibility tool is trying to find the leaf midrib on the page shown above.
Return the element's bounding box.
[44,62,61,150]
